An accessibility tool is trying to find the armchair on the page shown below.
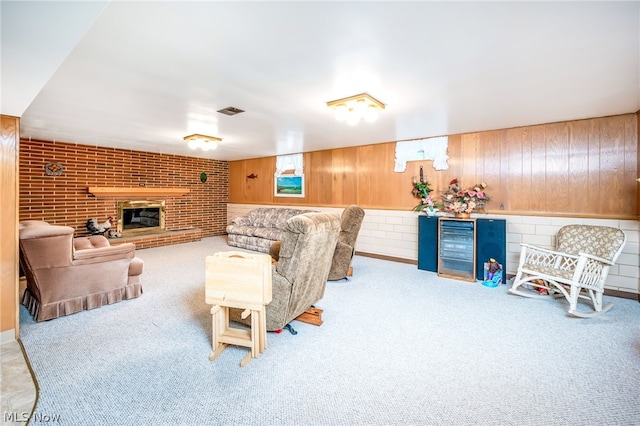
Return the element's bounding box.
[19,220,143,321]
[229,212,341,331]
[269,205,365,281]
[327,205,365,281]
[508,224,626,317]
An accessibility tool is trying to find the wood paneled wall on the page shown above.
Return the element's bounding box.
[1,116,19,336]
[229,113,638,219]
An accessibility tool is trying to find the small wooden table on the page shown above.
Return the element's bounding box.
[205,251,272,367]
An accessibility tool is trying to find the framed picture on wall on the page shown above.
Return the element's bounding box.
[275,175,305,197]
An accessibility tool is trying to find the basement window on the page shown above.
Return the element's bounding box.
[275,153,303,177]
[394,136,449,172]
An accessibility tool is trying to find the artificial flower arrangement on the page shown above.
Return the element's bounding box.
[441,178,490,214]
[412,177,443,214]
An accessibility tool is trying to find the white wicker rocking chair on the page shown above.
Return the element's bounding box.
[509,225,626,318]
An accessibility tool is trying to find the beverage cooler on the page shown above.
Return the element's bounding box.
[437,218,476,282]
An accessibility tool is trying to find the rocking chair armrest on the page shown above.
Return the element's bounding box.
[578,252,614,266]
[520,243,578,259]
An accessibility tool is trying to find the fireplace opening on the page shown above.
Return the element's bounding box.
[116,200,166,236]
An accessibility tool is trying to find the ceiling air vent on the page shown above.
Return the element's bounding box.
[217,106,245,116]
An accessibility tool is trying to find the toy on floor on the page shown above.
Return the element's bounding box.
[533,279,549,295]
[482,258,503,288]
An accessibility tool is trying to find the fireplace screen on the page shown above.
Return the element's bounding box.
[116,200,165,236]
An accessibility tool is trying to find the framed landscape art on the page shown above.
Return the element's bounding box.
[275,175,305,197]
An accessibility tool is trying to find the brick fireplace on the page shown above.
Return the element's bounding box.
[19,139,229,249]
[116,200,165,236]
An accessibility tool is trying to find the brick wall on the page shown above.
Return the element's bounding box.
[20,139,228,246]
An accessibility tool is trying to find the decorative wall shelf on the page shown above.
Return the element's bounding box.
[87,187,190,197]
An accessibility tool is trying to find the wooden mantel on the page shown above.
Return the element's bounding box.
[87,187,190,197]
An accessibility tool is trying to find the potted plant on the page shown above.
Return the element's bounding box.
[441,178,490,218]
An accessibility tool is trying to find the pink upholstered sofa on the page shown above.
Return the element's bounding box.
[19,220,143,321]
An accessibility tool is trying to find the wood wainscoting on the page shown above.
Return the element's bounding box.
[0,115,19,339]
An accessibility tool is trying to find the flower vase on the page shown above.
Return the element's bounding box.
[455,212,471,219]
[425,208,438,216]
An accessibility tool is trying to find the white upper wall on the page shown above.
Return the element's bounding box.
[0,1,108,116]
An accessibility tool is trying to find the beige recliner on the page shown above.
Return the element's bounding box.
[19,220,143,322]
[327,205,365,281]
[230,212,341,331]
[269,205,365,281]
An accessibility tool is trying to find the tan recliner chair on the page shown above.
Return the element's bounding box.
[269,205,365,281]
[327,205,365,281]
[19,220,143,321]
[230,212,341,332]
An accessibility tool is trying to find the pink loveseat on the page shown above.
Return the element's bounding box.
[19,220,143,321]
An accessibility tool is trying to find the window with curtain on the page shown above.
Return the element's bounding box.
[394,136,449,172]
[275,153,304,177]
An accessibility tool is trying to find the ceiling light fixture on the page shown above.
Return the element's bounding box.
[184,134,222,151]
[217,106,245,116]
[326,93,385,126]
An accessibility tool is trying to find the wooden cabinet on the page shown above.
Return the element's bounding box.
[437,218,476,282]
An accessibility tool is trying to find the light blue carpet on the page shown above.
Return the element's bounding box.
[20,236,640,425]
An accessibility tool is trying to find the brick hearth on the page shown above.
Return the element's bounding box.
[109,228,204,249]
